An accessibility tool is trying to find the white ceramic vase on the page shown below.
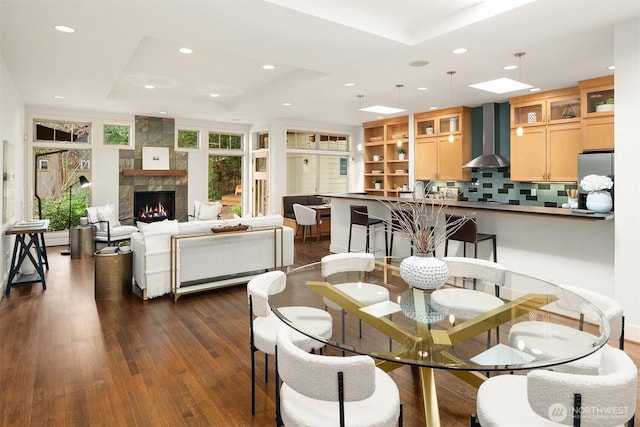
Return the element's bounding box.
[399,254,449,290]
[586,191,612,213]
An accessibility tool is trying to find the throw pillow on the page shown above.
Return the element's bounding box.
[97,204,121,232]
[198,202,222,220]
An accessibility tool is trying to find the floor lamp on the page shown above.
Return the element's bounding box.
[61,175,91,256]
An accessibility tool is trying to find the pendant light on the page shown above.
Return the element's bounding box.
[447,71,456,143]
[396,84,404,147]
[515,52,526,137]
[356,94,364,152]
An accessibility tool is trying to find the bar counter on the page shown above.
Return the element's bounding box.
[320,193,614,221]
[319,193,614,299]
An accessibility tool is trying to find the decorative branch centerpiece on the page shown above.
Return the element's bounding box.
[377,181,470,289]
[580,174,613,213]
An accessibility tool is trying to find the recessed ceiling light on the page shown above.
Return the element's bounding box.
[178,47,193,54]
[429,106,438,110]
[409,60,429,67]
[417,87,428,91]
[377,116,384,120]
[608,65,615,70]
[232,118,241,122]
[359,105,407,115]
[263,64,275,70]
[209,93,220,97]
[283,102,292,106]
[503,65,518,70]
[144,84,155,89]
[529,87,541,92]
[54,95,65,99]
[469,77,532,94]
[159,111,167,115]
[344,82,356,87]
[452,48,468,54]
[54,25,75,33]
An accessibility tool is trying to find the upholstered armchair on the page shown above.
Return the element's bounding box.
[86,204,138,247]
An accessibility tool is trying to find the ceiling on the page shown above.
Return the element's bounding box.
[1,0,638,127]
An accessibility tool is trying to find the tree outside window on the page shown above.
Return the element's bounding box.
[178,129,199,149]
[208,155,241,201]
[34,149,91,231]
[104,124,130,146]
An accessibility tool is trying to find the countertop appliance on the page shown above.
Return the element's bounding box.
[577,152,614,209]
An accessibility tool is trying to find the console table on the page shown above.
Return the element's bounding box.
[169,226,284,301]
[5,219,50,296]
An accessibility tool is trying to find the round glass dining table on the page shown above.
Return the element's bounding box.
[269,257,610,427]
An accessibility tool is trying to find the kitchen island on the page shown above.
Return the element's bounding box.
[321,193,614,298]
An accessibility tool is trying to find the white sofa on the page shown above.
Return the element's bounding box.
[130,215,294,300]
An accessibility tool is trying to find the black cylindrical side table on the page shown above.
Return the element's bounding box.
[71,225,95,259]
[94,250,132,300]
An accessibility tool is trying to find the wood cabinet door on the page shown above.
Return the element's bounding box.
[547,123,581,182]
[582,116,614,151]
[438,136,465,181]
[415,138,438,180]
[510,127,547,181]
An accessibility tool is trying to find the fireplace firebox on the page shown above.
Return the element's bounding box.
[134,191,175,223]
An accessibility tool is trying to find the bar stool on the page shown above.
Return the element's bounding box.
[347,205,387,254]
[387,208,414,256]
[444,214,497,261]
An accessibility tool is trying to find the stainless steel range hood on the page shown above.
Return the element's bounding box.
[462,103,509,169]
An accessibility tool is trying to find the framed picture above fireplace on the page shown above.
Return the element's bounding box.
[142,147,169,170]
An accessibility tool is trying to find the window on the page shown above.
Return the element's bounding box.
[209,132,242,149]
[33,149,92,231]
[286,131,348,151]
[34,119,91,143]
[208,155,242,202]
[103,124,130,146]
[177,129,199,149]
[286,129,350,194]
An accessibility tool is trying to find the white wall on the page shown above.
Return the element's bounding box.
[0,54,25,292]
[614,18,640,339]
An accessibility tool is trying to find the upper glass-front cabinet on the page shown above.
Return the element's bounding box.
[580,75,614,117]
[510,88,581,127]
[414,108,464,138]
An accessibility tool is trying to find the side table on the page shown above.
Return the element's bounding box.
[94,250,132,300]
[71,225,95,259]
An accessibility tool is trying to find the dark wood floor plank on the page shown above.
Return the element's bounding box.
[0,239,638,426]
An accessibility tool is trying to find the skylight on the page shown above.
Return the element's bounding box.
[469,78,533,94]
[359,105,407,115]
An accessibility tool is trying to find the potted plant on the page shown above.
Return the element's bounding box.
[396,148,406,160]
[372,178,383,189]
[596,97,614,112]
[118,240,131,253]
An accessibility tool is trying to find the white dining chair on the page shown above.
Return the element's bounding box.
[292,203,318,243]
[472,346,637,427]
[321,252,389,343]
[247,270,333,415]
[430,257,506,346]
[275,327,402,427]
[509,284,624,375]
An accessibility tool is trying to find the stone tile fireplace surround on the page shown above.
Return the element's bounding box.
[118,116,189,223]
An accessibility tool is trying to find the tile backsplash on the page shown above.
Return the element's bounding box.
[427,167,578,208]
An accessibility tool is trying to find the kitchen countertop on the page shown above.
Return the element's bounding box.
[318,193,614,221]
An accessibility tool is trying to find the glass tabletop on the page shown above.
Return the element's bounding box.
[269,258,610,372]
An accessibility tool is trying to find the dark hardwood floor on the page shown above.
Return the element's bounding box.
[0,238,638,426]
